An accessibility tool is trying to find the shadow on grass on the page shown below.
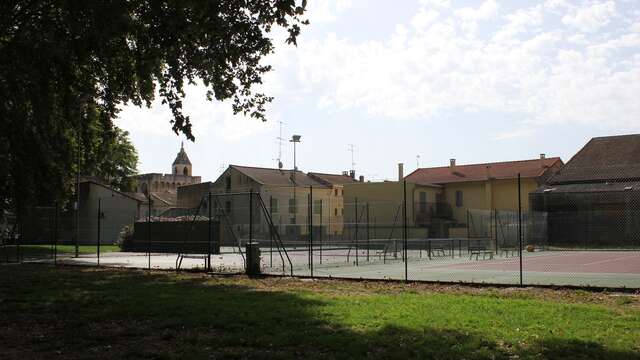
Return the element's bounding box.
[0,265,637,359]
[1,245,121,263]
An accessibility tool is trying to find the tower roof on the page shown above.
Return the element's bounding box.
[173,142,192,165]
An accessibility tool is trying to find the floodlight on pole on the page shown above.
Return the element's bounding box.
[290,135,301,171]
[289,135,302,234]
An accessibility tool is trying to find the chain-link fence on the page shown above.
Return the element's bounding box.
[3,172,639,289]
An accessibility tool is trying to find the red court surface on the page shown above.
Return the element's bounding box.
[442,251,640,274]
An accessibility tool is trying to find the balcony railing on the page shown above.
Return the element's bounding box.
[414,201,453,224]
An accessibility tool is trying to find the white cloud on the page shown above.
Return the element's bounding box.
[454,0,499,21]
[116,81,276,144]
[562,1,616,33]
[493,128,536,141]
[544,0,570,11]
[411,9,440,31]
[419,0,450,8]
[493,5,544,43]
[290,0,640,132]
[454,0,499,34]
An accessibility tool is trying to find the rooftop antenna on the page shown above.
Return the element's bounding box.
[348,144,356,171]
[276,121,285,169]
[416,154,421,168]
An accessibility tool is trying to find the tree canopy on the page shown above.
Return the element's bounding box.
[0,0,307,213]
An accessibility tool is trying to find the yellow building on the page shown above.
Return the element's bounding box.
[342,164,444,239]
[405,156,563,226]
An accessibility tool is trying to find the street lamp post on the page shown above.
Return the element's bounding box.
[290,135,301,237]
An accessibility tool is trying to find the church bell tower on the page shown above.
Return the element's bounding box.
[172,142,192,176]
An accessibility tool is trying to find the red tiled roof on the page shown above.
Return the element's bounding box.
[308,172,358,185]
[405,157,563,184]
[230,165,328,187]
[548,134,640,184]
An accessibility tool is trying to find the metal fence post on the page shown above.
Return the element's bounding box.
[269,195,273,268]
[309,185,313,277]
[249,190,253,275]
[403,180,408,282]
[518,173,523,286]
[54,202,58,265]
[491,209,498,255]
[307,192,311,269]
[319,195,323,265]
[366,202,370,262]
[355,197,359,266]
[15,206,21,263]
[147,194,151,270]
[208,192,212,272]
[97,198,101,266]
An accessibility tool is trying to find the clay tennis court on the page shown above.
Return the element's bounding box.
[442,251,640,274]
[288,249,640,288]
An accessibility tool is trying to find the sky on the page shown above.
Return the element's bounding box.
[115,0,640,183]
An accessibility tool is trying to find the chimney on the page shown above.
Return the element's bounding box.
[450,158,456,167]
[349,169,355,179]
[359,175,364,182]
[398,163,404,181]
[540,153,546,159]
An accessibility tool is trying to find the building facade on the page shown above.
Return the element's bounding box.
[405,156,562,220]
[177,165,356,239]
[23,180,142,245]
[531,134,640,248]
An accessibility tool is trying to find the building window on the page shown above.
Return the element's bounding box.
[314,200,322,215]
[289,198,297,214]
[334,189,338,196]
[270,198,279,214]
[419,192,427,212]
[183,167,188,176]
[225,176,231,191]
[455,190,463,208]
[334,208,338,216]
[225,200,232,215]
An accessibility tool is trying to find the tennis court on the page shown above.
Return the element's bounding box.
[14,240,640,288]
[278,245,640,288]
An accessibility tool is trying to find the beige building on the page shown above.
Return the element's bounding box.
[178,165,358,238]
[342,164,444,238]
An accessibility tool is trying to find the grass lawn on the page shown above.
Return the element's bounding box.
[0,265,639,359]
[1,244,120,260]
